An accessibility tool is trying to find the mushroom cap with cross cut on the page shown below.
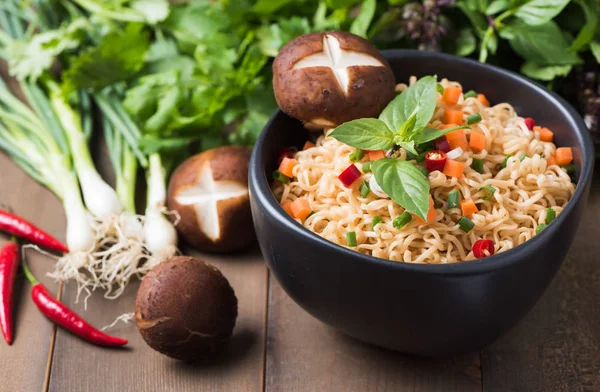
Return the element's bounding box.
[273,31,396,129]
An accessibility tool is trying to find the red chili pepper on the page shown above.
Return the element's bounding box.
[425,150,448,172]
[0,210,68,253]
[0,239,18,345]
[434,136,451,153]
[21,262,127,348]
[524,117,535,130]
[338,164,362,187]
[473,239,495,259]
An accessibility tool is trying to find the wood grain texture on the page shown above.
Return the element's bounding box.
[0,153,64,392]
[265,279,482,392]
[482,169,600,392]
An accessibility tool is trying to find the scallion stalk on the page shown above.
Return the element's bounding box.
[393,212,412,229]
[545,208,556,224]
[371,216,382,230]
[464,90,477,99]
[359,181,370,198]
[458,216,474,232]
[349,149,365,163]
[467,113,482,125]
[480,185,496,200]
[346,231,357,247]
[448,190,460,209]
[472,158,484,174]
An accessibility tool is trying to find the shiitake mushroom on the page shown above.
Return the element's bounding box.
[135,256,238,361]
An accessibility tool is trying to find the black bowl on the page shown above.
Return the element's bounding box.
[249,50,595,356]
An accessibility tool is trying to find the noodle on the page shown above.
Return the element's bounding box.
[273,78,575,264]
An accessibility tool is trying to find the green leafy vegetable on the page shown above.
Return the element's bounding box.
[412,125,470,145]
[328,118,394,150]
[350,0,376,38]
[514,0,570,26]
[455,28,477,57]
[520,62,572,81]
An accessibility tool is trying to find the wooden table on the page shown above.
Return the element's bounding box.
[1,139,599,392]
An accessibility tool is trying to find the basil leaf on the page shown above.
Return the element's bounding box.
[413,126,470,144]
[515,0,570,26]
[372,158,430,220]
[486,0,509,15]
[455,28,477,56]
[520,62,572,81]
[329,118,395,150]
[398,108,419,138]
[591,41,600,63]
[456,1,489,34]
[398,140,418,156]
[502,21,582,65]
[379,76,437,135]
[570,0,598,52]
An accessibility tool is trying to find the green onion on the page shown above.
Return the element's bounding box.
[562,164,575,174]
[307,211,316,218]
[436,84,444,94]
[466,113,482,125]
[346,231,357,247]
[500,155,512,169]
[359,181,370,198]
[417,166,429,177]
[536,224,547,234]
[464,90,477,99]
[273,170,290,184]
[480,185,496,200]
[349,149,365,163]
[393,212,412,229]
[371,216,382,230]
[362,161,372,173]
[448,190,460,209]
[520,155,527,162]
[472,158,484,174]
[458,216,475,233]
[545,208,556,224]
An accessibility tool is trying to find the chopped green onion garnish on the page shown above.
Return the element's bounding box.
[436,84,444,94]
[500,155,512,169]
[562,164,575,174]
[362,161,372,173]
[472,158,484,174]
[273,170,290,184]
[448,190,460,209]
[520,155,527,162]
[393,212,412,229]
[464,90,477,99]
[467,113,482,125]
[372,216,382,230]
[536,224,547,234]
[307,211,316,218]
[480,185,496,200]
[346,231,357,247]
[359,181,370,198]
[545,208,556,224]
[458,216,475,233]
[349,149,365,162]
[417,166,429,177]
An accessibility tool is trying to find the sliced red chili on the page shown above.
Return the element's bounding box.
[338,164,362,187]
[425,150,447,172]
[473,239,495,259]
[524,117,535,130]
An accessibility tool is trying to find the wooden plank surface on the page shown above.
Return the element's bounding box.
[0,153,63,392]
[265,279,482,392]
[481,168,600,392]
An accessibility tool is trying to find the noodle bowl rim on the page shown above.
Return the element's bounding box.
[250,50,595,276]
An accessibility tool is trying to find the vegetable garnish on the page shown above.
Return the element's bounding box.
[346,231,357,247]
[372,216,383,230]
[545,208,556,224]
[520,155,527,162]
[555,147,573,165]
[480,185,496,200]
[350,150,365,163]
[536,224,547,234]
[436,84,444,94]
[466,113,482,125]
[425,150,447,172]
[469,132,486,152]
[472,158,485,174]
[367,150,386,161]
[472,239,495,259]
[458,216,475,233]
[417,166,429,177]
[448,190,460,209]
[442,86,462,105]
[338,164,362,187]
[464,90,477,99]
[562,164,575,174]
[279,157,298,178]
[291,199,311,220]
[524,117,535,130]
[362,161,372,173]
[273,170,290,184]
[446,147,464,160]
[460,198,478,216]
[393,212,412,229]
[434,136,451,153]
[443,159,466,178]
[359,181,371,198]
[538,127,554,142]
[500,155,513,169]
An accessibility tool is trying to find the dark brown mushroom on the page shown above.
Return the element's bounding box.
[273,31,396,128]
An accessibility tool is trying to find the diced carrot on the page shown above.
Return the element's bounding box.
[555,147,573,165]
[539,127,554,143]
[445,129,468,151]
[443,86,462,105]
[414,195,437,225]
[279,157,298,178]
[290,198,311,220]
[469,131,486,152]
[303,141,315,150]
[460,198,478,216]
[367,150,386,161]
[443,159,466,178]
[546,156,556,166]
[477,94,490,107]
[281,200,293,216]
[442,109,464,125]
[440,124,458,129]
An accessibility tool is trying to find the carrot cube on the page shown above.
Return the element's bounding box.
[290,198,311,220]
[414,195,437,225]
[445,129,468,151]
[443,86,462,105]
[443,159,466,178]
[279,157,298,178]
[469,131,486,152]
[477,94,490,107]
[555,147,573,165]
[281,200,294,216]
[539,127,554,143]
[367,150,386,161]
[442,109,464,125]
[460,198,478,216]
[303,141,315,150]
